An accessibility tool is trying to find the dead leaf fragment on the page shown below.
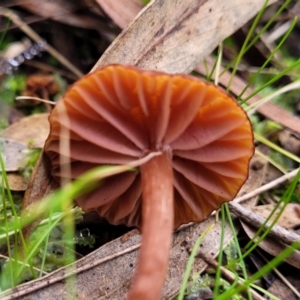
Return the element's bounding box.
[0,138,27,171]
[1,173,28,191]
[267,273,300,300]
[242,221,300,269]
[252,203,300,229]
[2,113,50,148]
[278,129,300,155]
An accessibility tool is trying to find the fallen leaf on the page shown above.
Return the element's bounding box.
[278,129,300,156]
[0,138,27,171]
[252,203,300,229]
[1,173,28,191]
[249,252,299,300]
[267,277,299,300]
[93,0,277,73]
[2,113,50,148]
[267,270,300,300]
[241,221,300,269]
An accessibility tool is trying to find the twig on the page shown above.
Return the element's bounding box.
[229,201,300,246]
[0,7,83,78]
[15,96,56,105]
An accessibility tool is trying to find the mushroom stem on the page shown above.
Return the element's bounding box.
[127,152,174,300]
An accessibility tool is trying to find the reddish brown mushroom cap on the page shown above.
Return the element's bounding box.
[44,64,254,228]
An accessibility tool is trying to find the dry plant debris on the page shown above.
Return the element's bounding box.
[2,114,50,148]
[252,203,300,229]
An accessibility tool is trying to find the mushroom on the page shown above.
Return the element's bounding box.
[44,65,254,299]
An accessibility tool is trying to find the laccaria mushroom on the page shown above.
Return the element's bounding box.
[44,65,254,299]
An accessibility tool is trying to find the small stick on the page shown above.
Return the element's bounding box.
[15,96,56,105]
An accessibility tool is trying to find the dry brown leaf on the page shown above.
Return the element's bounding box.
[242,221,300,269]
[93,0,277,73]
[252,203,300,229]
[96,0,143,29]
[267,275,300,300]
[1,173,28,191]
[0,138,27,171]
[249,252,300,300]
[2,113,50,148]
[278,129,300,155]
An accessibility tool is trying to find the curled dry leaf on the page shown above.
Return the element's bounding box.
[1,114,50,190]
[2,113,50,148]
[96,0,143,29]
